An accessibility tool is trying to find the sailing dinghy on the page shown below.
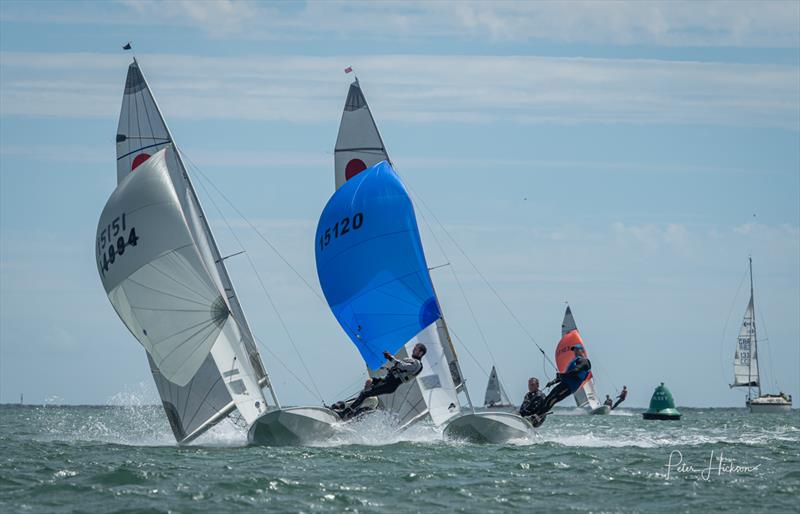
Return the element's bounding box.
[97,59,339,446]
[483,366,515,411]
[556,306,610,415]
[325,79,532,442]
[729,257,792,413]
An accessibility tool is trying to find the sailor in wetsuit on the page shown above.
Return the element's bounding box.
[535,344,592,415]
[518,377,547,427]
[335,343,427,419]
[612,385,628,410]
[604,394,614,407]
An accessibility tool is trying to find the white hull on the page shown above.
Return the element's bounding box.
[247,407,340,446]
[443,411,533,443]
[589,405,611,415]
[748,396,792,414]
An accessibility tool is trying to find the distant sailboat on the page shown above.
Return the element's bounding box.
[97,59,339,445]
[327,78,532,442]
[729,257,792,413]
[556,306,610,415]
[483,366,513,409]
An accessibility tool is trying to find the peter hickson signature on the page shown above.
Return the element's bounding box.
[665,450,761,480]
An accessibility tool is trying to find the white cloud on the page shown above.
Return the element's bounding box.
[108,1,800,48]
[2,52,798,129]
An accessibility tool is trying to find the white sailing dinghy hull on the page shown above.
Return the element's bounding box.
[589,405,611,415]
[443,411,533,444]
[247,407,341,446]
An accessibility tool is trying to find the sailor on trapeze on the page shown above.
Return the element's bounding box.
[530,343,592,422]
[331,343,427,420]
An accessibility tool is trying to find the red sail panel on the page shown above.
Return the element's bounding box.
[555,330,593,388]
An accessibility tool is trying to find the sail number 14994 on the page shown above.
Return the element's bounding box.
[319,212,363,251]
[97,213,139,276]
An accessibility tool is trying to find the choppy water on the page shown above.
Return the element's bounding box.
[0,404,797,513]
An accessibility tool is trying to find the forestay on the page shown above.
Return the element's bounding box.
[315,161,460,427]
[100,60,271,443]
[557,307,601,410]
[732,297,759,388]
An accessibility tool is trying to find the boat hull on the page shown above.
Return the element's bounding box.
[747,397,792,414]
[589,405,611,415]
[642,412,681,420]
[443,411,533,443]
[247,407,340,446]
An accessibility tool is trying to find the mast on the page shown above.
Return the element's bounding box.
[749,256,761,398]
[133,61,279,408]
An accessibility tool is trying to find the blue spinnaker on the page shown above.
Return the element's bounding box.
[315,160,441,370]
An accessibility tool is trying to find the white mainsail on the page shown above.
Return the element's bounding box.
[334,80,465,427]
[561,307,602,411]
[100,61,273,443]
[732,296,759,388]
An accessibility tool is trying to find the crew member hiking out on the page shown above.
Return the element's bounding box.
[534,344,592,416]
[612,385,628,410]
[333,343,426,419]
[519,377,547,427]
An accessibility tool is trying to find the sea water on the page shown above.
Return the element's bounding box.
[0,404,797,512]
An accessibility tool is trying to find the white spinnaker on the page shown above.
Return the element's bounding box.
[98,149,267,426]
[733,296,759,387]
[334,80,389,189]
[108,60,271,442]
[336,80,464,427]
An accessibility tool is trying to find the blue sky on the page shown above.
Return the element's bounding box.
[1,0,798,409]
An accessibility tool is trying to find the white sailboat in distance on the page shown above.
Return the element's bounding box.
[97,58,340,445]
[483,366,514,410]
[729,257,792,413]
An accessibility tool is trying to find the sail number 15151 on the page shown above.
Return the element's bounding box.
[319,212,363,250]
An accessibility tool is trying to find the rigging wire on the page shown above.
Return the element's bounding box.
[181,149,326,404]
[404,180,557,377]
[178,149,327,306]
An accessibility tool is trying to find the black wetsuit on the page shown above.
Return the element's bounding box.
[344,357,422,413]
[519,390,546,418]
[612,389,627,410]
[536,356,591,415]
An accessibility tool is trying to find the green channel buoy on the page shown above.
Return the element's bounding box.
[642,382,681,420]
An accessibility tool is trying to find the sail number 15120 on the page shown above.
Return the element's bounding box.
[319,212,363,251]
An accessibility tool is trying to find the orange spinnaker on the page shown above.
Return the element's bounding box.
[555,330,593,388]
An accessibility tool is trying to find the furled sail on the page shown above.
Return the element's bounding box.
[315,161,460,426]
[102,60,272,443]
[483,366,512,407]
[732,296,759,388]
[334,80,390,189]
[556,306,601,410]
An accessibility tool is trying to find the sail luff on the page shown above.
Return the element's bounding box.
[749,257,761,397]
[130,62,272,397]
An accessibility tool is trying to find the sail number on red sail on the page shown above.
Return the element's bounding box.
[319,212,364,251]
[97,213,139,275]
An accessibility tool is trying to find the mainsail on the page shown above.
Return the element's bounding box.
[315,161,461,427]
[732,296,759,388]
[99,60,273,443]
[334,80,390,189]
[484,366,512,407]
[556,306,601,410]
